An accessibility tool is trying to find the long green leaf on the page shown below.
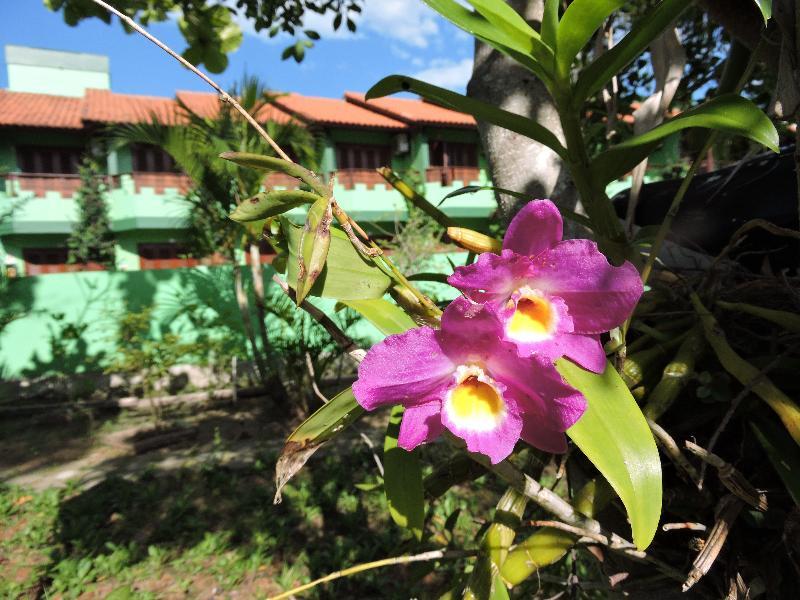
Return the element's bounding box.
[750,417,800,506]
[282,217,392,300]
[590,94,779,185]
[422,0,552,82]
[274,387,364,503]
[220,151,327,196]
[754,0,772,22]
[556,0,627,77]
[574,0,692,103]
[541,0,560,50]
[559,359,662,550]
[341,298,417,336]
[465,0,551,65]
[367,76,567,160]
[384,406,425,540]
[229,190,321,222]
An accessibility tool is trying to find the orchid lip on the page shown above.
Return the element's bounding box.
[444,364,507,432]
[505,286,558,343]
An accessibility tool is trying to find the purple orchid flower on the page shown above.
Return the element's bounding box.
[448,200,643,373]
[352,297,586,464]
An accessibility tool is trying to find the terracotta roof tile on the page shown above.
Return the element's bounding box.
[274,93,408,129]
[345,92,475,127]
[83,89,181,125]
[175,90,294,124]
[0,90,84,129]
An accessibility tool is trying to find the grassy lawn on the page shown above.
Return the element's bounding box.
[0,443,508,599]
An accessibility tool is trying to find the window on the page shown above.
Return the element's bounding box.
[138,243,197,270]
[16,146,83,174]
[22,247,106,275]
[131,144,178,173]
[429,141,478,167]
[336,144,392,170]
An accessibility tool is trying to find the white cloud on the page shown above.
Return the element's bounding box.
[413,57,474,89]
[359,0,439,48]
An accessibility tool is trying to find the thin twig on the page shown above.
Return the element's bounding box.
[683,495,743,592]
[87,0,291,162]
[685,441,767,511]
[272,275,365,363]
[662,522,707,532]
[528,520,685,582]
[267,549,474,600]
[647,418,703,488]
[358,431,384,476]
[304,352,329,403]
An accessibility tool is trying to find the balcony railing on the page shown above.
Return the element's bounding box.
[128,172,191,194]
[4,172,83,199]
[335,169,389,190]
[425,166,481,186]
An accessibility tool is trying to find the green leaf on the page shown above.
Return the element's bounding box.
[558,359,662,550]
[590,94,780,185]
[754,0,772,22]
[422,0,553,82]
[296,197,333,305]
[465,0,550,65]
[367,76,567,160]
[220,152,328,196]
[384,406,425,540]
[341,298,418,336]
[556,0,627,77]
[574,0,692,103]
[282,217,392,300]
[464,557,510,600]
[274,387,364,503]
[229,190,322,222]
[541,0,559,50]
[750,417,800,506]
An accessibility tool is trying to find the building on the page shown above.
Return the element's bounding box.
[0,45,495,276]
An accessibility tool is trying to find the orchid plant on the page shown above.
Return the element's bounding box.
[87,0,788,595]
[219,1,780,595]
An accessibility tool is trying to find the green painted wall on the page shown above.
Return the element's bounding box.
[0,251,464,378]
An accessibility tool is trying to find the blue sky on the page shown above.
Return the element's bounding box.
[0,1,474,98]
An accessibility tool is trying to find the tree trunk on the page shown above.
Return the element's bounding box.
[248,242,290,403]
[232,251,269,386]
[467,0,579,228]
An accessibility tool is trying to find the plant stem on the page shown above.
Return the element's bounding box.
[87,0,291,162]
[267,549,473,600]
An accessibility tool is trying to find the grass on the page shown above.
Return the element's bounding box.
[0,443,503,599]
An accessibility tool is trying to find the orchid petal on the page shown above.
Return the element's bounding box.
[503,199,563,257]
[520,419,568,454]
[441,394,523,465]
[352,327,453,410]
[398,401,445,450]
[447,250,533,304]
[535,239,643,334]
[517,333,607,374]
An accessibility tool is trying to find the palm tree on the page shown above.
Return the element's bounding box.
[111,76,318,403]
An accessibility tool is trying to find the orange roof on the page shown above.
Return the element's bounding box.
[0,90,84,129]
[83,89,180,125]
[274,93,408,129]
[175,90,294,124]
[345,92,475,127]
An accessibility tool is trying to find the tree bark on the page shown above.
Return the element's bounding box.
[467,0,579,227]
[232,252,269,386]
